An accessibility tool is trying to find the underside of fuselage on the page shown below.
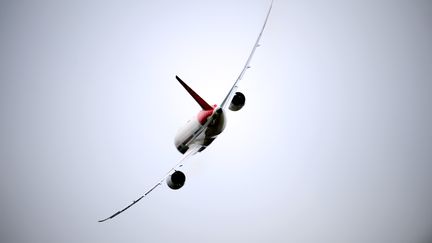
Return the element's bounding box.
[173,76,227,154]
[175,108,226,154]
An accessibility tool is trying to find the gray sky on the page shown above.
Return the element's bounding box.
[1,0,432,242]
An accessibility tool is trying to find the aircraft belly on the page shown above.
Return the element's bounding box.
[174,118,202,154]
[205,110,226,138]
[199,110,227,150]
[174,109,226,154]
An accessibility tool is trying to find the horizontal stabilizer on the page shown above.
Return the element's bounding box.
[176,76,213,110]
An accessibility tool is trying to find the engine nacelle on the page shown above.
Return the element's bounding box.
[229,92,246,111]
[166,171,186,190]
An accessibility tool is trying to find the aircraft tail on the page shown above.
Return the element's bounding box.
[176,76,213,110]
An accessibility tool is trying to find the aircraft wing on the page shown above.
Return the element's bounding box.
[220,0,273,110]
[98,144,202,222]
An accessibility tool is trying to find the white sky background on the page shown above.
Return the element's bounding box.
[1,0,432,242]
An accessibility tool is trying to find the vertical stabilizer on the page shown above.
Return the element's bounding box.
[176,76,213,110]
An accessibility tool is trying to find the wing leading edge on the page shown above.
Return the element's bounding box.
[98,144,201,222]
[220,0,273,109]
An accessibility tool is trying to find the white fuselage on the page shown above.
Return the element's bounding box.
[174,108,226,154]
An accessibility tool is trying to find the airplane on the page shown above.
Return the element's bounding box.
[98,0,273,222]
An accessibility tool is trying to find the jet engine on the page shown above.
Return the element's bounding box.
[166,170,186,190]
[229,92,246,111]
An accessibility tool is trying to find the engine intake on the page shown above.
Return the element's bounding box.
[229,92,246,111]
[166,171,186,190]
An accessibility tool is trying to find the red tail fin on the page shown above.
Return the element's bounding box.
[176,76,213,110]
